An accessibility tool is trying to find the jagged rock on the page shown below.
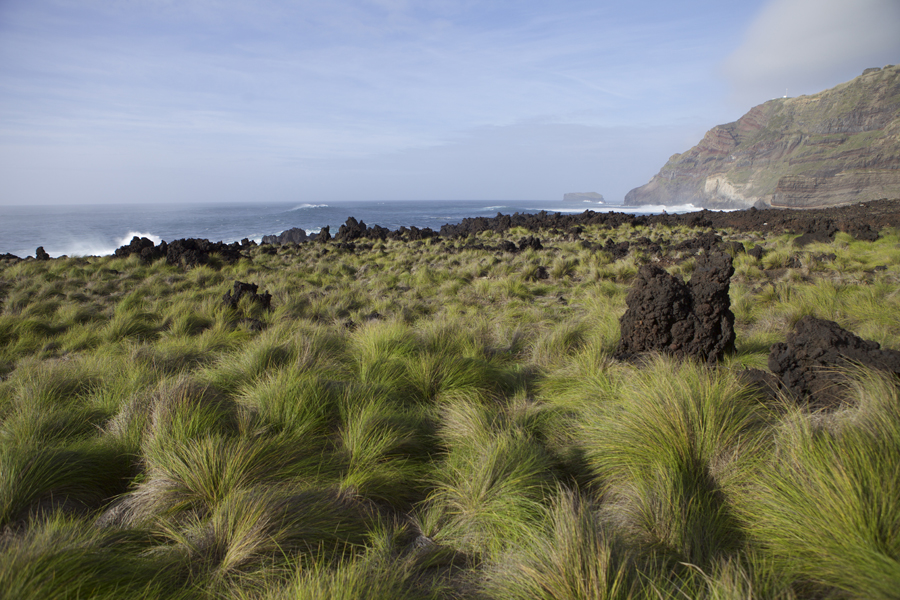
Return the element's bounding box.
[313,226,331,243]
[768,316,900,406]
[393,225,437,241]
[616,253,735,364]
[223,281,272,311]
[724,241,746,255]
[35,246,50,261]
[335,217,367,242]
[604,239,631,260]
[262,228,308,245]
[114,236,163,261]
[166,239,243,268]
[673,231,722,254]
[748,245,766,260]
[738,368,782,401]
[518,236,543,251]
[793,218,837,247]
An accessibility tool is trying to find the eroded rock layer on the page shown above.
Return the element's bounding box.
[626,65,900,209]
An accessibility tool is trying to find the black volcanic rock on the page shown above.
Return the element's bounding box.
[335,217,367,242]
[262,228,308,245]
[165,239,243,268]
[115,236,162,261]
[314,226,331,243]
[223,281,272,311]
[768,316,900,406]
[518,236,543,251]
[35,247,50,261]
[616,253,735,364]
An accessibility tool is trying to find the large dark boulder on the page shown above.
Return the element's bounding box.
[518,236,543,251]
[334,217,367,242]
[616,253,735,364]
[312,226,331,243]
[114,236,162,261]
[35,246,50,261]
[223,281,272,311]
[166,238,242,268]
[261,228,308,245]
[768,316,900,406]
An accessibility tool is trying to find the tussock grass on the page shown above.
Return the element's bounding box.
[1,221,899,598]
[0,514,179,600]
[579,358,769,566]
[739,369,900,599]
[422,399,554,559]
[482,489,636,600]
[157,487,371,592]
[338,393,432,507]
[0,438,133,526]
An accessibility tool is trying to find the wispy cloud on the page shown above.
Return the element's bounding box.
[722,0,900,105]
[0,0,822,204]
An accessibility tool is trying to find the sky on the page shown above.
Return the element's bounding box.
[1,0,898,206]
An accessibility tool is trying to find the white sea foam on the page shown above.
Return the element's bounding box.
[538,203,711,215]
[47,240,118,258]
[117,231,162,246]
[43,231,163,258]
[290,203,328,211]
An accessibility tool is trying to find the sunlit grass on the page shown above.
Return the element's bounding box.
[1,220,899,598]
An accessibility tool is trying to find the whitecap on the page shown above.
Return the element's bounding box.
[46,240,118,258]
[116,231,162,246]
[289,203,328,211]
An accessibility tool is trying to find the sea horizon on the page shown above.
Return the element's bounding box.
[0,199,705,259]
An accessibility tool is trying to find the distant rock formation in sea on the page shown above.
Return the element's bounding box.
[626,65,900,209]
[563,192,605,203]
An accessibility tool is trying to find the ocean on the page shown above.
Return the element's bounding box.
[0,199,701,259]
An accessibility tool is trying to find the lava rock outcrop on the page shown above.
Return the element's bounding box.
[616,253,736,364]
[223,281,272,311]
[768,316,900,406]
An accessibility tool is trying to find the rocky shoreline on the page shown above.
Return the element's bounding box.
[3,197,899,264]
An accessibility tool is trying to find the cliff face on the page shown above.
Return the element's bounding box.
[625,65,900,209]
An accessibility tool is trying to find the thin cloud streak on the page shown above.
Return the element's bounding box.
[4,0,895,206]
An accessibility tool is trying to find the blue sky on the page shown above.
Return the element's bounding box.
[1,0,898,205]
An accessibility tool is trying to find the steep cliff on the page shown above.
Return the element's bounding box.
[625,65,900,209]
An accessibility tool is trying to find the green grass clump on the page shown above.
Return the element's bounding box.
[740,369,900,598]
[1,221,900,597]
[579,357,768,566]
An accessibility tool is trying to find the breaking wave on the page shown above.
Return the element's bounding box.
[44,231,163,258]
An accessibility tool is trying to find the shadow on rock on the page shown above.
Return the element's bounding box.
[768,316,900,408]
[616,253,736,365]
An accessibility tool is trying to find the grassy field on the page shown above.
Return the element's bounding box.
[1,222,899,599]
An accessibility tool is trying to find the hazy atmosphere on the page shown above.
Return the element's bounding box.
[1,0,898,206]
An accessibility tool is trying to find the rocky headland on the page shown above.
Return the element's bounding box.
[626,65,900,209]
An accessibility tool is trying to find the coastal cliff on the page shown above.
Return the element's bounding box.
[625,65,900,209]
